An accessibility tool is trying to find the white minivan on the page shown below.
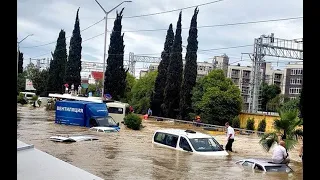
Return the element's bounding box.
[152,129,229,156]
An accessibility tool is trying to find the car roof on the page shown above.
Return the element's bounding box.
[154,129,212,139]
[236,158,289,167]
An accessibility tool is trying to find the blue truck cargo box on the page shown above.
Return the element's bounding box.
[55,101,108,127]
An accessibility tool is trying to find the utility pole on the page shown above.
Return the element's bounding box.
[17,34,33,78]
[94,0,132,98]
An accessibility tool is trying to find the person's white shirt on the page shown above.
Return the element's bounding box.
[227,126,235,139]
[272,145,288,163]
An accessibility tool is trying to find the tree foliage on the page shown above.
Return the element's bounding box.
[246,118,255,130]
[163,11,183,118]
[261,83,281,111]
[17,72,26,93]
[124,113,142,130]
[232,115,240,128]
[191,69,242,125]
[258,118,266,132]
[25,63,49,96]
[18,51,24,74]
[179,8,199,120]
[47,30,68,93]
[105,8,126,100]
[151,24,174,116]
[65,8,82,89]
[266,94,289,112]
[122,72,136,103]
[259,109,303,152]
[130,71,157,114]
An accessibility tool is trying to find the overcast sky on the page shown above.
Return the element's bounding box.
[18,0,303,76]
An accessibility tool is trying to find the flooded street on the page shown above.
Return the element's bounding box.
[17,105,303,180]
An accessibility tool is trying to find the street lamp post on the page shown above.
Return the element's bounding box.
[17,34,33,78]
[94,0,132,98]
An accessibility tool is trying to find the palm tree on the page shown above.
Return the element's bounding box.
[259,109,303,152]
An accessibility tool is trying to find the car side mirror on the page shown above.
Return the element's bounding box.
[117,122,119,126]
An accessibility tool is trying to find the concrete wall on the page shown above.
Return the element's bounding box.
[239,112,280,132]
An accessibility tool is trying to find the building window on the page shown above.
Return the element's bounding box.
[291,69,303,75]
[289,88,302,94]
[290,97,297,100]
[290,78,302,85]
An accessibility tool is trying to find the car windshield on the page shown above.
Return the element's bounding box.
[265,166,292,172]
[95,116,118,127]
[189,138,223,152]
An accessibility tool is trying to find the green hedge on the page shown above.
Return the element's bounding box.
[124,113,142,130]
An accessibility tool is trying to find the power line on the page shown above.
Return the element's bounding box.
[25,16,302,53]
[20,18,105,49]
[113,0,225,19]
[20,0,224,49]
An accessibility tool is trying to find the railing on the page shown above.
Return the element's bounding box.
[149,116,266,136]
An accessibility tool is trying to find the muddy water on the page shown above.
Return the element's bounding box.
[17,105,303,180]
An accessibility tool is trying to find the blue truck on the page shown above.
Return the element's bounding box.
[55,100,120,131]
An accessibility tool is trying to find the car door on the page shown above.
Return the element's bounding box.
[178,136,193,152]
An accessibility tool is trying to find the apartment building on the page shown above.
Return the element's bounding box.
[140,61,214,78]
[262,62,284,89]
[227,65,253,111]
[213,54,229,76]
[283,62,303,100]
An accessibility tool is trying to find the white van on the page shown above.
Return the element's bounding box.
[106,102,130,123]
[152,129,229,156]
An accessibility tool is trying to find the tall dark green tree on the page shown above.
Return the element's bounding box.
[163,11,183,118]
[18,51,24,73]
[105,8,126,100]
[66,8,82,89]
[150,24,174,116]
[47,30,68,93]
[179,8,199,120]
[261,83,281,111]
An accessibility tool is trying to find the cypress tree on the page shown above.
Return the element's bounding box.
[47,30,68,93]
[150,24,174,116]
[163,11,183,118]
[18,51,24,73]
[105,8,126,100]
[179,7,199,120]
[66,8,82,90]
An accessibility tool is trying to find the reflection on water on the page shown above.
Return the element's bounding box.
[17,106,302,180]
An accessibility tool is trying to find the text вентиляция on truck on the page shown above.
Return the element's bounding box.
[55,100,120,131]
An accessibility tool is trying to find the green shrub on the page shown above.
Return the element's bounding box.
[258,118,266,132]
[232,116,240,128]
[17,93,27,105]
[124,113,142,130]
[246,118,255,130]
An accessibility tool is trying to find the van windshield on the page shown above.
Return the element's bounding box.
[95,116,118,127]
[189,138,224,152]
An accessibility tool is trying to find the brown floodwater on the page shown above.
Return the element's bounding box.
[17,105,303,180]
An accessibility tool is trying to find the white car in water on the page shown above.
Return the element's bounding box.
[152,129,229,156]
[235,159,293,173]
[89,126,119,133]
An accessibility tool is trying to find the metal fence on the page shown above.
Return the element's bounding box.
[149,116,266,136]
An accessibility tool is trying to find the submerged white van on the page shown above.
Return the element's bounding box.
[152,129,229,156]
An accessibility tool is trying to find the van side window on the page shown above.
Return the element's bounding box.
[154,132,166,143]
[165,134,178,148]
[108,107,123,114]
[154,132,179,148]
[179,137,192,151]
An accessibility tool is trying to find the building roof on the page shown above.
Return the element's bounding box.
[91,71,103,80]
[17,140,104,180]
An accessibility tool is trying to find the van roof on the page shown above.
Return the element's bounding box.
[155,129,212,139]
[56,100,102,105]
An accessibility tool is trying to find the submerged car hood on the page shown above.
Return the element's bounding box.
[49,135,98,142]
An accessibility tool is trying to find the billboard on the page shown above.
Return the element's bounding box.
[25,79,36,91]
